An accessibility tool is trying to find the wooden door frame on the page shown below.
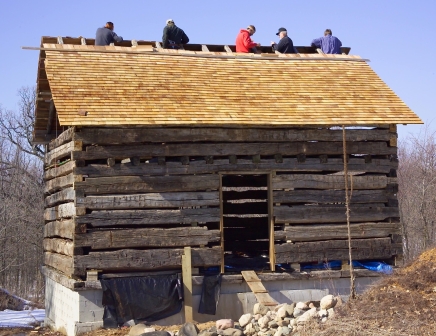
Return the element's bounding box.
[219,171,275,273]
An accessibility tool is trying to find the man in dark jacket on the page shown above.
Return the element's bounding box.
[162,19,189,49]
[311,29,342,54]
[95,22,123,46]
[271,27,296,54]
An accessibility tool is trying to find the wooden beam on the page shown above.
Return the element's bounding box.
[45,187,75,207]
[45,141,82,166]
[131,40,138,47]
[268,174,275,271]
[57,36,64,44]
[224,45,232,53]
[48,127,74,151]
[182,247,193,323]
[81,37,86,45]
[45,252,74,276]
[44,160,75,181]
[44,219,75,239]
[201,45,209,52]
[43,238,74,256]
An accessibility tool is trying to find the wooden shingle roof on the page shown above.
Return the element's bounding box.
[33,37,422,142]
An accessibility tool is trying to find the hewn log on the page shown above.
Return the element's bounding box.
[48,127,75,151]
[72,142,395,161]
[45,188,76,207]
[74,128,391,145]
[45,173,82,194]
[285,222,401,242]
[275,238,402,263]
[45,141,82,165]
[273,189,390,204]
[272,175,388,190]
[74,158,397,177]
[274,206,399,223]
[43,238,74,256]
[41,266,77,290]
[77,208,220,226]
[75,227,220,249]
[44,161,75,181]
[44,219,75,239]
[76,192,219,210]
[44,203,85,221]
[74,246,222,276]
[75,175,219,195]
[44,252,74,276]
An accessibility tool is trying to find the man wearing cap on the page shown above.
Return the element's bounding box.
[271,28,296,54]
[311,29,342,54]
[236,25,261,53]
[95,22,123,46]
[162,19,189,49]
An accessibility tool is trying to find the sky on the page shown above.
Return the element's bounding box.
[1,0,435,139]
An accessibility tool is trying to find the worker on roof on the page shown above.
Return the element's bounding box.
[236,25,261,53]
[162,19,189,49]
[311,29,342,54]
[95,22,123,46]
[271,27,296,54]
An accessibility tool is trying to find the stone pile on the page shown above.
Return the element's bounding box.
[128,295,342,336]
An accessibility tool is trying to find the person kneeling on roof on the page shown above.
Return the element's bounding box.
[311,29,342,54]
[236,25,261,53]
[95,22,123,46]
[162,19,189,49]
[271,27,296,54]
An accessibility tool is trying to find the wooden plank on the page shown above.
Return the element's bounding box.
[49,127,75,151]
[272,174,388,190]
[44,160,75,181]
[76,192,219,210]
[44,219,75,239]
[45,187,75,207]
[77,208,220,226]
[241,270,261,282]
[274,206,399,224]
[273,189,389,204]
[220,174,224,274]
[45,173,82,194]
[45,140,82,165]
[74,158,397,177]
[254,293,279,306]
[74,246,222,276]
[74,227,220,249]
[72,141,395,160]
[45,252,74,276]
[275,238,402,264]
[74,128,391,145]
[268,174,275,271]
[182,247,193,323]
[43,238,74,256]
[241,271,278,306]
[74,175,219,194]
[285,222,401,242]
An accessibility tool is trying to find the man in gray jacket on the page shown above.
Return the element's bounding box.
[95,22,123,46]
[162,19,189,49]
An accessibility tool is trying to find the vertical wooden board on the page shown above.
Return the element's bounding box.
[182,247,193,323]
[268,174,276,271]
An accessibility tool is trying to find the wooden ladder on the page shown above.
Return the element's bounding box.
[241,271,278,306]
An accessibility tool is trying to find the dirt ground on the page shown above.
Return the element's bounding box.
[2,248,436,336]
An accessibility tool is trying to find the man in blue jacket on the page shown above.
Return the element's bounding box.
[311,29,342,54]
[162,19,189,49]
[95,22,123,46]
[271,28,296,54]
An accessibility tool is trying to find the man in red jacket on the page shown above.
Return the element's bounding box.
[236,25,261,53]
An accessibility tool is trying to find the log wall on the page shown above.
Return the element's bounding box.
[43,126,401,279]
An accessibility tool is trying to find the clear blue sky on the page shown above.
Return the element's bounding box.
[1,0,435,138]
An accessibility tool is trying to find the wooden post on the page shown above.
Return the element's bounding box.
[182,247,193,323]
[219,174,225,274]
[268,174,276,271]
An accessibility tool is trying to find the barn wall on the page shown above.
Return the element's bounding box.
[43,126,401,279]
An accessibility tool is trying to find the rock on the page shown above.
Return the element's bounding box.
[274,326,291,336]
[293,308,305,318]
[318,309,328,318]
[335,296,344,307]
[244,323,256,336]
[220,328,243,336]
[140,332,171,336]
[254,314,262,320]
[320,295,337,310]
[239,313,252,328]
[266,311,272,317]
[179,323,199,336]
[295,302,308,310]
[277,305,288,319]
[216,319,234,330]
[267,321,278,328]
[277,320,289,327]
[296,308,317,325]
[321,317,328,323]
[144,328,157,333]
[253,303,270,315]
[129,324,148,336]
[198,331,217,336]
[327,308,335,319]
[285,303,295,317]
[289,319,296,327]
[273,303,285,312]
[258,315,271,329]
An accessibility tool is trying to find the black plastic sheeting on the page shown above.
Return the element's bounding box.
[101,274,183,328]
[198,274,222,315]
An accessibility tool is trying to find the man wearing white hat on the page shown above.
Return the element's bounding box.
[162,19,189,49]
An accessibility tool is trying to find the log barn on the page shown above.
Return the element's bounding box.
[31,36,422,335]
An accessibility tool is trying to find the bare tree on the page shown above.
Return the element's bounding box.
[0,86,45,160]
[398,126,436,261]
